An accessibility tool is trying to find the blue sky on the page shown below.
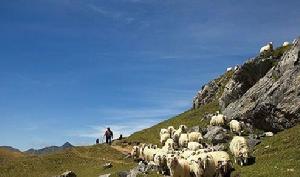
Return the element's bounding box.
[1,0,300,150]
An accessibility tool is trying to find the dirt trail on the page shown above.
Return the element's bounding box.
[111,145,132,155]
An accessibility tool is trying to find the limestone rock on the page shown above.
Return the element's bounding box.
[222,38,300,132]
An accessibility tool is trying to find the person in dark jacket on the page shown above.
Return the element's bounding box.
[104,127,113,145]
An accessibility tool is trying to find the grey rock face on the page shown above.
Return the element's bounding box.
[188,126,200,133]
[219,56,277,110]
[193,81,219,109]
[223,39,300,132]
[204,126,229,144]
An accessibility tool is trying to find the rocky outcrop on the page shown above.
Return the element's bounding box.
[193,80,219,109]
[193,71,233,109]
[222,38,300,132]
[219,56,277,110]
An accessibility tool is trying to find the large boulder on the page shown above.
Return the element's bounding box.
[204,126,229,144]
[223,38,300,132]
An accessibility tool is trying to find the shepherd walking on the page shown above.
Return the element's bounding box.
[104,127,113,145]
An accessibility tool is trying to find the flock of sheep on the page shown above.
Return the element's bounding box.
[131,112,250,177]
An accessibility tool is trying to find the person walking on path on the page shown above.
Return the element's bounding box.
[104,127,113,145]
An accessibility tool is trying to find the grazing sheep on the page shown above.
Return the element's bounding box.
[189,153,216,177]
[260,42,273,53]
[188,132,203,142]
[179,133,189,148]
[230,136,250,166]
[229,120,242,135]
[160,128,169,135]
[167,157,192,177]
[180,149,196,159]
[173,125,188,146]
[143,145,157,162]
[160,133,171,145]
[188,157,205,177]
[210,114,225,126]
[163,138,175,151]
[167,126,176,137]
[188,142,203,151]
[153,149,169,175]
[207,151,232,177]
[282,41,290,47]
[131,146,140,159]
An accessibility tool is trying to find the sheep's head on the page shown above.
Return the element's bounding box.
[192,160,204,177]
[217,160,231,175]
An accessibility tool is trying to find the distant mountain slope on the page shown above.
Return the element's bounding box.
[0,146,21,153]
[25,142,74,155]
[0,144,135,177]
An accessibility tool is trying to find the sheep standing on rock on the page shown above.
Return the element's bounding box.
[282,41,290,47]
[260,42,273,53]
[210,114,225,126]
[188,132,203,143]
[229,120,242,135]
[230,136,250,166]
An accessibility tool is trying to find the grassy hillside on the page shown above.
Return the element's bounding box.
[124,71,234,145]
[0,144,135,177]
[231,124,300,177]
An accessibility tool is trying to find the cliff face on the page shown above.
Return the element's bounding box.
[222,39,300,132]
[193,38,300,132]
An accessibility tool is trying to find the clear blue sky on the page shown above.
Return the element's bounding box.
[1,0,299,150]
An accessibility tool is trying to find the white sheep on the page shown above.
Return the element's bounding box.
[207,151,232,176]
[260,42,273,53]
[226,67,233,72]
[153,148,169,175]
[230,136,250,166]
[167,126,176,137]
[187,156,205,177]
[180,149,196,159]
[229,120,242,135]
[163,138,175,151]
[188,132,203,142]
[160,128,168,135]
[173,125,188,146]
[282,41,290,47]
[210,114,225,126]
[160,133,171,145]
[143,145,157,162]
[179,133,189,148]
[187,142,203,151]
[188,153,216,177]
[131,146,140,159]
[167,157,192,177]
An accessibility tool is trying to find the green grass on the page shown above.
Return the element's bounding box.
[0,144,135,177]
[231,124,300,177]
